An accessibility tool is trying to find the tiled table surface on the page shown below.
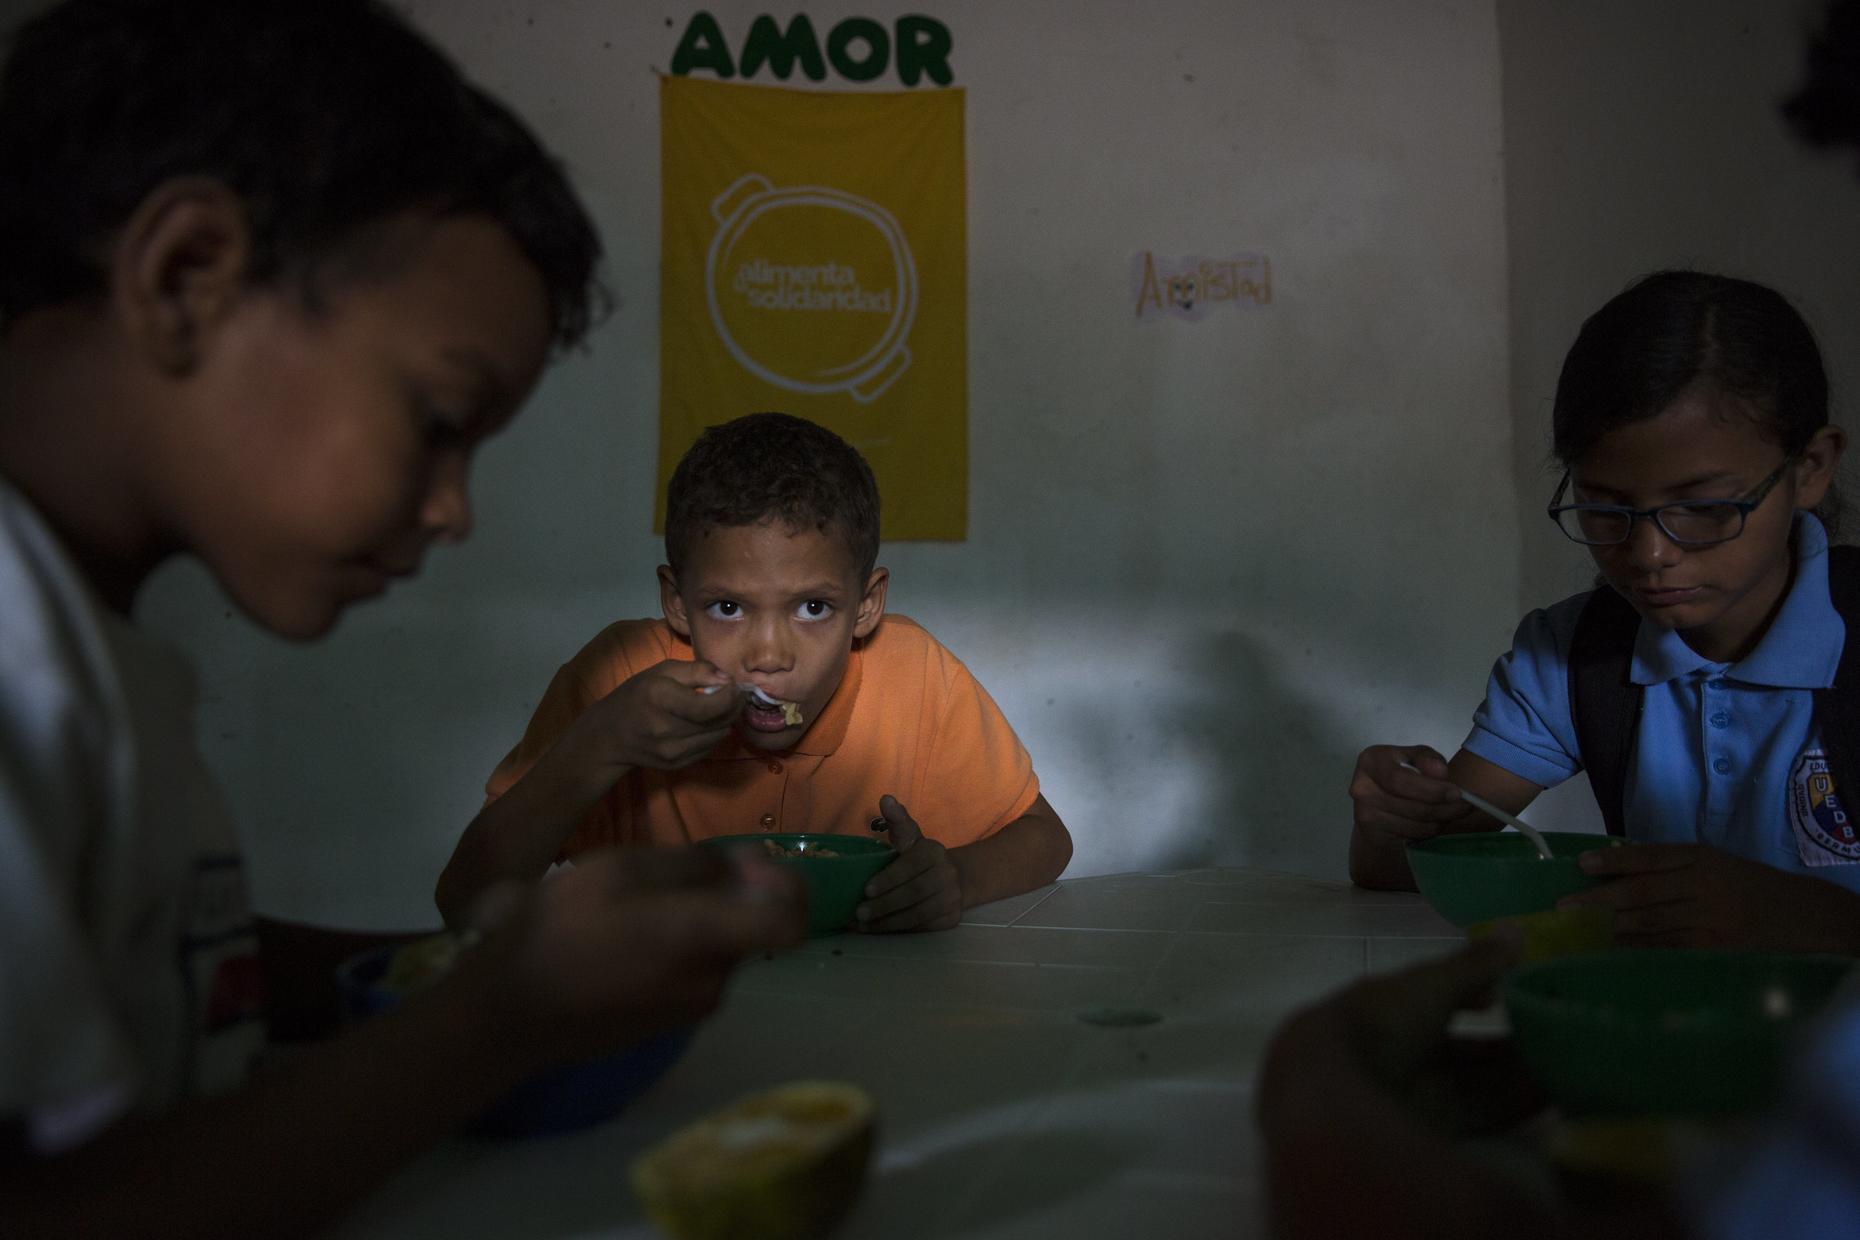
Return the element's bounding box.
[326,868,1460,1239]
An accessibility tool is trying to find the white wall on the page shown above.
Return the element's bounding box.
[4,0,1841,930]
[130,0,1522,928]
[116,0,1860,930]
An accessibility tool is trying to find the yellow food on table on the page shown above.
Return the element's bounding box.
[631,1080,876,1240]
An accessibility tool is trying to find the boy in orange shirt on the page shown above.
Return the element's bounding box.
[439,412,1072,932]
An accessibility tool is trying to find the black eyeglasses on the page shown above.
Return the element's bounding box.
[1546,458,1794,547]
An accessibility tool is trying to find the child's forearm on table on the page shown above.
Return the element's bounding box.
[950,795,1071,908]
[1348,824,1420,891]
[0,971,532,1240]
[257,918,434,1042]
[435,720,631,926]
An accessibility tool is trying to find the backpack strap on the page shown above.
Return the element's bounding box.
[1569,584,1642,838]
[1814,544,1860,810]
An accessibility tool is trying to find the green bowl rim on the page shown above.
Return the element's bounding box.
[1406,829,1616,857]
[702,831,896,860]
[1505,948,1856,1030]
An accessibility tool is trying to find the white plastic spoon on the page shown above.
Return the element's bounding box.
[1399,761,1555,860]
[1454,787,1556,861]
[697,682,786,709]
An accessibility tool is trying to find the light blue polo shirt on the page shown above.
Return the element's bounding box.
[1464,513,1860,892]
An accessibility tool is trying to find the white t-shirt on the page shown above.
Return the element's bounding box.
[0,476,263,1154]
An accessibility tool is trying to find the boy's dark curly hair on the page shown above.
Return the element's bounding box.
[0,0,605,348]
[665,413,881,580]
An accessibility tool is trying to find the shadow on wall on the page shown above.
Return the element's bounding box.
[1168,626,1362,875]
[1041,623,1360,879]
[1143,619,1603,871]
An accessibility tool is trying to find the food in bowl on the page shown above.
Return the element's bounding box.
[743,685,804,726]
[705,833,895,935]
[631,1080,876,1240]
[765,839,841,859]
[1504,949,1854,1118]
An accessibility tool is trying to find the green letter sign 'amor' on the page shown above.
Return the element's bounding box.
[671,12,953,86]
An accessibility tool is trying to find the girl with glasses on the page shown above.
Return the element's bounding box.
[1348,269,1860,954]
[1268,16,1860,1239]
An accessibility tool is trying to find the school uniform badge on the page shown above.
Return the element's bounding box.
[1789,751,1860,865]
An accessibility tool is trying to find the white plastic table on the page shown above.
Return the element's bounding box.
[324,868,1459,1239]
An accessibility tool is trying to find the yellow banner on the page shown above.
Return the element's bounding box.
[658,75,967,539]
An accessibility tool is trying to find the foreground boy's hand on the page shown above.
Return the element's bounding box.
[458,846,806,1065]
[1259,937,1690,1240]
[436,661,745,927]
[857,795,964,933]
[1257,935,1555,1240]
[2,847,805,1240]
[1562,843,1860,954]
[1260,933,1537,1140]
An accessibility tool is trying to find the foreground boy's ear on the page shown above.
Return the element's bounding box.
[1796,425,1848,510]
[113,177,254,375]
[658,565,692,638]
[853,567,889,640]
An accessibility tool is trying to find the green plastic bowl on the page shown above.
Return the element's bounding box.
[1505,949,1854,1118]
[705,833,895,936]
[1406,831,1616,928]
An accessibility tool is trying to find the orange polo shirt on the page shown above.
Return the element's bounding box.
[484,615,1040,853]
